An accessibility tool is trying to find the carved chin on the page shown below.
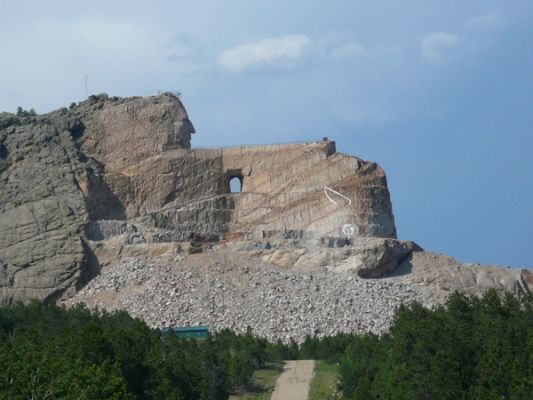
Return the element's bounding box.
[173,119,195,148]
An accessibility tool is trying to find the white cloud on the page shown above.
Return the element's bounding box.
[331,42,365,59]
[466,12,502,29]
[421,32,460,66]
[218,35,312,72]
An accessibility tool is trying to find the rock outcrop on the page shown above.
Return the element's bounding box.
[0,111,90,305]
[0,93,194,305]
[381,251,530,304]
[0,93,395,305]
[1,92,531,335]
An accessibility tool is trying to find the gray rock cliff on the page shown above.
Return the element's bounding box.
[0,93,396,305]
[1,93,530,323]
[0,93,194,305]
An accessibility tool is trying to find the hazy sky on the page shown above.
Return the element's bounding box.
[1,0,531,267]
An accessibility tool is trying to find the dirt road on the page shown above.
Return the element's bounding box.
[271,360,315,400]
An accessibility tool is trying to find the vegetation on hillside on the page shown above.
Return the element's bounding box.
[0,303,288,399]
[309,360,339,400]
[297,290,533,400]
[1,289,531,399]
[229,361,284,400]
[15,106,37,117]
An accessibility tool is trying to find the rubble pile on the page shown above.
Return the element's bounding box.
[70,252,423,342]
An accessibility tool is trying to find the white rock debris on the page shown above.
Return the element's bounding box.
[69,253,424,343]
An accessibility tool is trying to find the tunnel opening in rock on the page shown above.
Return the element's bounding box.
[229,175,243,193]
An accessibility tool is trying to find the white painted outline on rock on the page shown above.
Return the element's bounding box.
[324,186,352,206]
[342,224,356,236]
[324,186,357,237]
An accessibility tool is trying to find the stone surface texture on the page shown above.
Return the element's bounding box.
[1,93,531,340]
[0,93,194,305]
[68,251,424,342]
[382,251,531,305]
[0,110,91,305]
[0,93,397,306]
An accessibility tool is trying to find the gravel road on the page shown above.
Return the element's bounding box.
[271,360,315,400]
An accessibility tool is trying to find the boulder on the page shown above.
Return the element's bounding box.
[383,251,532,304]
[334,238,422,277]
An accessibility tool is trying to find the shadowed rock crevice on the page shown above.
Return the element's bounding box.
[76,238,101,291]
[84,168,127,221]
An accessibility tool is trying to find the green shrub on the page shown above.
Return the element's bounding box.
[16,106,37,117]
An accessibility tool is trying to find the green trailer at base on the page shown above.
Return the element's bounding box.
[161,326,209,339]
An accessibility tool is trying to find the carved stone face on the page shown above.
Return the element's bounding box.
[172,117,195,150]
[79,93,197,168]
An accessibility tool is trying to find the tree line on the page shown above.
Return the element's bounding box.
[297,290,533,399]
[1,289,532,399]
[0,303,290,399]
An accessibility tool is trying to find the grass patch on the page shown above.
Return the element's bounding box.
[309,361,339,400]
[229,361,284,400]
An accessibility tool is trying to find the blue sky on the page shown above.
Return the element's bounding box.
[1,0,531,267]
